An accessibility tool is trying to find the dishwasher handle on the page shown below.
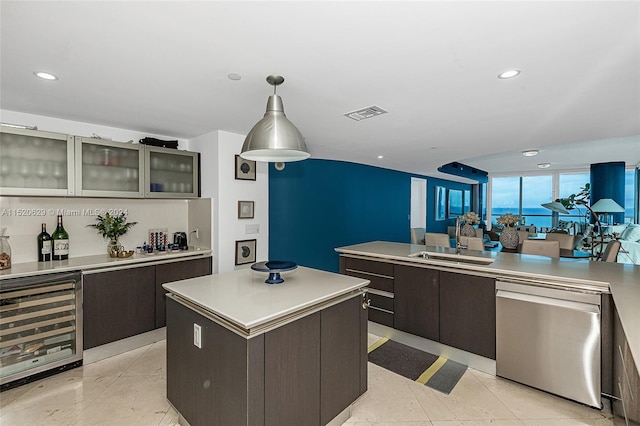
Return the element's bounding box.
[496,289,600,315]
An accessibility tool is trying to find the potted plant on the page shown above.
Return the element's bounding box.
[87,212,137,256]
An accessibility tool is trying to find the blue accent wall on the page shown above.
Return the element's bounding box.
[590,161,625,224]
[269,159,471,272]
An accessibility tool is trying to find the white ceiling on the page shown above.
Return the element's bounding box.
[1,1,639,180]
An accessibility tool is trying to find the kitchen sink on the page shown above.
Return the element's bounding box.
[408,251,495,265]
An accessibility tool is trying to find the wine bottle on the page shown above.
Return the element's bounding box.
[52,215,69,260]
[37,223,52,262]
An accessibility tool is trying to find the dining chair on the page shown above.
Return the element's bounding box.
[600,240,621,262]
[545,232,576,250]
[459,236,484,251]
[521,240,560,258]
[517,231,530,243]
[425,233,451,248]
[410,227,425,244]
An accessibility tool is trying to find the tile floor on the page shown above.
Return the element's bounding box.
[0,335,626,426]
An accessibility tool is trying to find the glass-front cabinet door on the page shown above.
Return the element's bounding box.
[144,146,199,198]
[0,126,75,196]
[75,137,144,198]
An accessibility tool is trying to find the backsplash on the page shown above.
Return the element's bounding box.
[0,197,207,264]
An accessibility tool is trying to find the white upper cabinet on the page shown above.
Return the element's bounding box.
[0,127,200,199]
[0,126,75,196]
[75,137,145,198]
[144,146,199,198]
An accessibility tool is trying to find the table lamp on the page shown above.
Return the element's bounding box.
[589,198,625,225]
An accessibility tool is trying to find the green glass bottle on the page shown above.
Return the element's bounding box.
[52,215,69,260]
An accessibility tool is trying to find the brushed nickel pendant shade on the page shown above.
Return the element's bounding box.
[240,75,310,162]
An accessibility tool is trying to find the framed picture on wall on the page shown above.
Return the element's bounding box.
[448,189,463,217]
[238,200,255,219]
[235,155,256,181]
[235,239,256,265]
[435,186,446,221]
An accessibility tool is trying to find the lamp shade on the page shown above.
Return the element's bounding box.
[240,77,310,163]
[541,201,570,214]
[590,198,625,213]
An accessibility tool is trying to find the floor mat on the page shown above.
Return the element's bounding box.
[368,337,467,394]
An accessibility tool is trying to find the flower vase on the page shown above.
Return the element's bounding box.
[499,225,519,249]
[108,239,122,257]
[460,223,476,237]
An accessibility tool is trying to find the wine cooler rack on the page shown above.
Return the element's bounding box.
[0,271,82,389]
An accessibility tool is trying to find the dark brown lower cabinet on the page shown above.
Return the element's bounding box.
[155,257,212,328]
[83,266,156,349]
[394,265,439,341]
[612,305,640,424]
[83,257,212,350]
[439,271,496,359]
[166,294,367,426]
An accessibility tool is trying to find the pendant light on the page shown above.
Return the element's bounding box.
[240,75,310,162]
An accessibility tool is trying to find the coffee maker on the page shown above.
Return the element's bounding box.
[173,232,188,250]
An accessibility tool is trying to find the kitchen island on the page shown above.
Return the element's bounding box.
[162,266,370,426]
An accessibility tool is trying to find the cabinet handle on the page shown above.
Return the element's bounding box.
[362,294,371,310]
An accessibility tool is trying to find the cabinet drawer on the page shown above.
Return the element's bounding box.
[369,293,394,312]
[368,308,393,328]
[344,258,393,277]
[346,270,394,293]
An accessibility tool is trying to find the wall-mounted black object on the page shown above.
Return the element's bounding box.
[437,162,488,183]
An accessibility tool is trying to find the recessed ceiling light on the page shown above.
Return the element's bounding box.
[497,69,521,79]
[522,150,539,157]
[537,163,551,169]
[33,71,58,81]
[377,155,384,159]
[227,73,242,81]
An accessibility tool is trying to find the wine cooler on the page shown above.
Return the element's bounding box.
[0,271,82,389]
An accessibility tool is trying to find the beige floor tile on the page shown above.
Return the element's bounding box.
[473,371,608,420]
[431,421,526,426]
[428,369,519,421]
[69,374,170,426]
[122,340,166,377]
[0,374,115,425]
[346,422,433,426]
[0,379,38,408]
[405,380,458,421]
[521,418,624,426]
[348,363,431,423]
[158,405,181,426]
[64,343,152,379]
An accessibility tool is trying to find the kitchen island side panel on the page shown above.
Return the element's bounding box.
[265,312,321,426]
[166,297,265,426]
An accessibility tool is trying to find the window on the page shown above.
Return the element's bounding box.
[490,175,553,229]
[490,168,637,232]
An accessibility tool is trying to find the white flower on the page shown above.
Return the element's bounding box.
[461,211,480,224]
[497,213,521,226]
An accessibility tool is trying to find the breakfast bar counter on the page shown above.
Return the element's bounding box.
[335,241,640,386]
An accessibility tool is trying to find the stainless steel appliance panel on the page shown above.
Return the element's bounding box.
[496,281,601,408]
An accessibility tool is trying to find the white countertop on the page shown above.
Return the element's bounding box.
[0,248,213,279]
[163,266,369,333]
[336,241,640,370]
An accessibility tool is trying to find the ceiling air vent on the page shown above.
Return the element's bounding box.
[343,105,388,121]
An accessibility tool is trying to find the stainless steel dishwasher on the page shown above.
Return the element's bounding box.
[496,280,601,408]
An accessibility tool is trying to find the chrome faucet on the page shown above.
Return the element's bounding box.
[455,216,467,254]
